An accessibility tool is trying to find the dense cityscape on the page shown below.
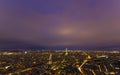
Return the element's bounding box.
[1,0,120,75]
[0,49,120,75]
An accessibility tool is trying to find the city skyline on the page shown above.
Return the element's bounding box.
[0,0,120,49]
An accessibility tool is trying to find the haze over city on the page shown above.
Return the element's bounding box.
[0,0,120,49]
[0,1,120,75]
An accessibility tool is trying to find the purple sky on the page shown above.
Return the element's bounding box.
[0,0,120,49]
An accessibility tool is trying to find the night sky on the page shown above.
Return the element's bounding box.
[0,0,120,49]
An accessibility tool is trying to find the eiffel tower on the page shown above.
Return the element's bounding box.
[65,48,68,56]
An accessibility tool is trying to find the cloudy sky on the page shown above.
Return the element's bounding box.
[0,0,120,49]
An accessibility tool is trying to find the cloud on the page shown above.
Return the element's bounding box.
[0,0,120,48]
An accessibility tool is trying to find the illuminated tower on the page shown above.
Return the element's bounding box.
[65,48,68,56]
[62,48,69,63]
[48,53,52,65]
